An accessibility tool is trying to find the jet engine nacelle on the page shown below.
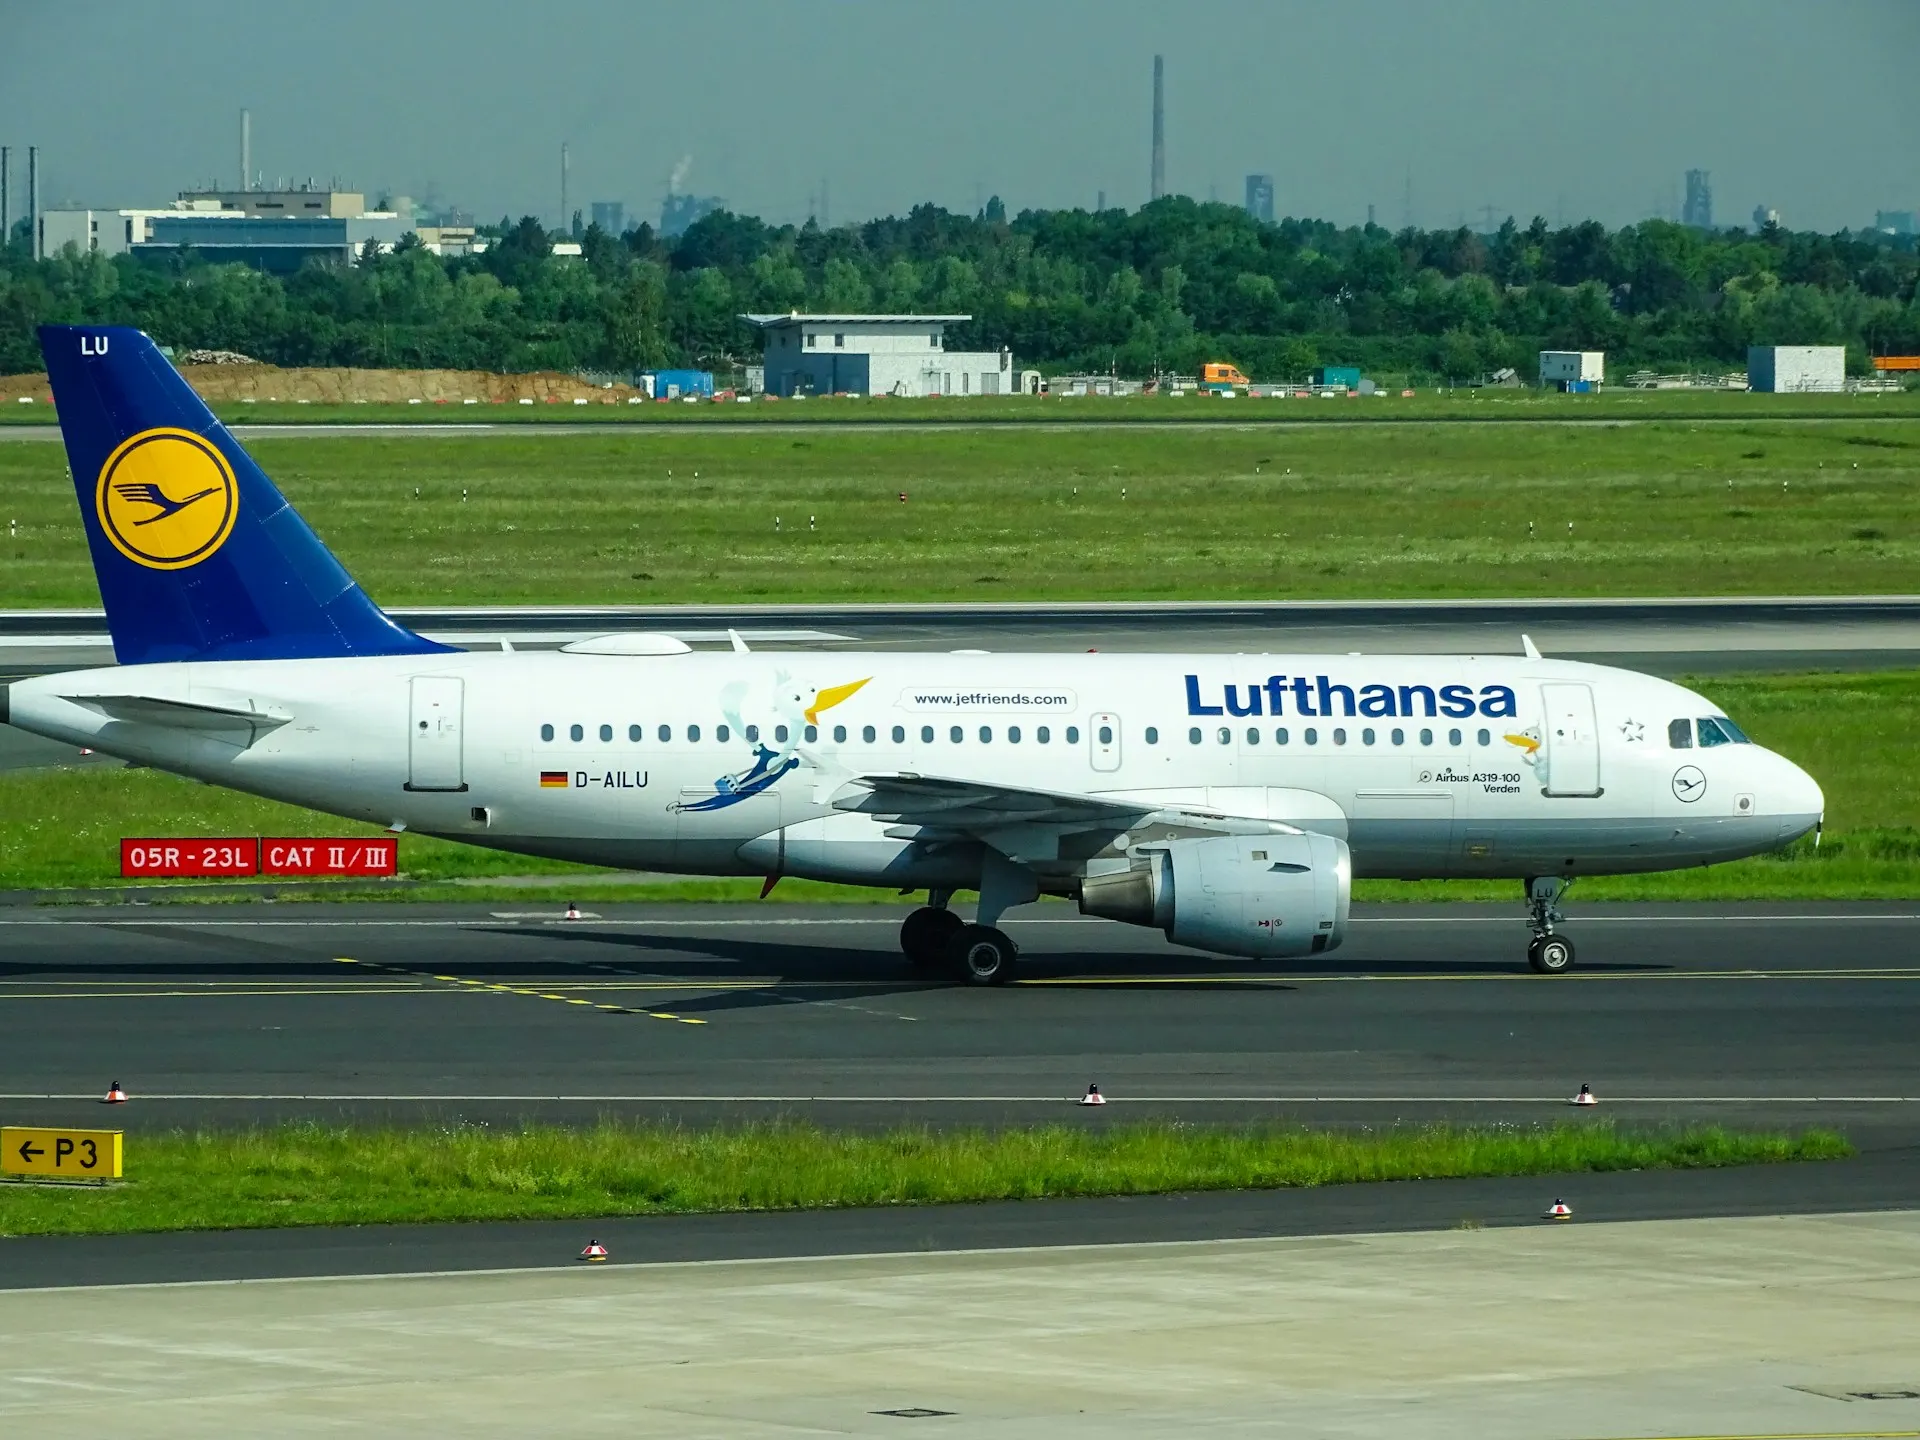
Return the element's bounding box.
[1079,832,1351,959]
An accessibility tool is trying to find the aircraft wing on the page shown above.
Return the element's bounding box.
[823,773,1299,866]
[826,772,1162,831]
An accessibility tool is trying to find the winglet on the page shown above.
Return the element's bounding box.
[1521,633,1543,661]
[728,628,751,654]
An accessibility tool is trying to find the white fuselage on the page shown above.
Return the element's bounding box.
[8,648,1823,891]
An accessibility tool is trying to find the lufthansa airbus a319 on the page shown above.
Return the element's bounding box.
[4,327,1825,981]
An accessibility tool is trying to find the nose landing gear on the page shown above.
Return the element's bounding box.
[1525,876,1576,974]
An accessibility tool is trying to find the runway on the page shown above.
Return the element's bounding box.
[5,595,1919,685]
[3,901,1916,1140]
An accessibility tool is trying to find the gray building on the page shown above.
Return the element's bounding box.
[743,314,1012,398]
[1245,174,1274,224]
[591,201,625,235]
[1682,169,1713,228]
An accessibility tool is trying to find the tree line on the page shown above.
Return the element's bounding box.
[3,200,1917,381]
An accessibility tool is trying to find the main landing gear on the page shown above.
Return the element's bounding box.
[900,886,1022,986]
[1525,876,1576,974]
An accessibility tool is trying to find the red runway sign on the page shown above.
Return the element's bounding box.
[120,837,400,878]
[120,839,258,877]
[260,838,399,876]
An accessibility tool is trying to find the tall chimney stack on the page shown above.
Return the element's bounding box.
[27,146,39,260]
[560,141,569,233]
[241,109,251,191]
[1150,56,1166,202]
[1,148,10,250]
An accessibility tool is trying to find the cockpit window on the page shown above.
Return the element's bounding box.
[1668,718,1693,749]
[1714,715,1752,744]
[1696,716,1740,748]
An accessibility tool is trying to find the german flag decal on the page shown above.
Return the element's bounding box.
[539,771,569,789]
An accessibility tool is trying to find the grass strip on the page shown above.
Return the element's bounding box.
[0,1121,1849,1237]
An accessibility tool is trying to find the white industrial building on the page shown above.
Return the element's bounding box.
[741,314,1013,398]
[1539,350,1604,389]
[1748,345,1846,394]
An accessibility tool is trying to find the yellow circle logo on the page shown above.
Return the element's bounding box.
[95,428,239,570]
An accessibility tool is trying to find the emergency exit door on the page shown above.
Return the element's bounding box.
[1089,712,1122,772]
[1540,682,1601,796]
[406,676,467,792]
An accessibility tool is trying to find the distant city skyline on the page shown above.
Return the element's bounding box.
[3,0,1915,235]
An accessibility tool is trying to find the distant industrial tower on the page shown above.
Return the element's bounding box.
[240,109,251,192]
[1682,169,1713,228]
[1244,174,1274,224]
[590,201,625,235]
[1150,56,1166,201]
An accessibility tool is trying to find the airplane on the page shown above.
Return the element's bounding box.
[4,326,1825,981]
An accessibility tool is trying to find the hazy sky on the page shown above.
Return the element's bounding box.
[4,0,1916,233]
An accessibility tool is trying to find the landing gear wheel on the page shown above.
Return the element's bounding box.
[1528,934,1576,974]
[949,924,1019,986]
[901,906,962,970]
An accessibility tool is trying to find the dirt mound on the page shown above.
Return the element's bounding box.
[2,367,643,407]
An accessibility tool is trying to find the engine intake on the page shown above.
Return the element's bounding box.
[1079,832,1351,959]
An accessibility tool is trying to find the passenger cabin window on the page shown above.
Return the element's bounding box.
[921,725,935,743]
[950,726,963,744]
[1245,727,1259,745]
[1304,728,1318,745]
[687,724,701,742]
[833,725,847,743]
[599,724,613,742]
[717,725,730,743]
[1144,727,1158,744]
[1332,728,1347,746]
[892,726,905,743]
[658,724,671,742]
[1275,727,1289,745]
[570,724,584,742]
[1037,726,1051,744]
[746,725,759,742]
[1066,726,1080,744]
[1448,728,1462,746]
[1009,725,1022,743]
[628,724,641,742]
[1669,718,1693,749]
[1189,727,1202,745]
[979,726,993,743]
[776,725,790,743]
[1477,728,1491,746]
[863,725,876,743]
[540,724,554,742]
[804,725,818,743]
[1098,725,1114,745]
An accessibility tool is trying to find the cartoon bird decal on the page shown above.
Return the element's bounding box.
[803,677,870,725]
[1504,725,1544,767]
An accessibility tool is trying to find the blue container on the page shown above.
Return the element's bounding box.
[1312,365,1361,389]
[643,369,714,399]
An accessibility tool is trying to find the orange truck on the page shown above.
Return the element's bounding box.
[1872,356,1920,371]
[1200,361,1251,394]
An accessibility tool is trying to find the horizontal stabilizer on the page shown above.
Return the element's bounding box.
[63,693,291,738]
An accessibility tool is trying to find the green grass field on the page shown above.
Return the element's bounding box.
[0,1121,1848,1237]
[3,671,1915,901]
[3,383,1917,428]
[3,418,1917,606]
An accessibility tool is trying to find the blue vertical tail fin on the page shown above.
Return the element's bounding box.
[38,325,449,665]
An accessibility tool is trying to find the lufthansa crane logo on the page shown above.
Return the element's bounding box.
[94,428,238,570]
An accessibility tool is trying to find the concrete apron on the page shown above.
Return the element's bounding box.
[1,1209,1917,1438]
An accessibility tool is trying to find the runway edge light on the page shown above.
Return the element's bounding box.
[1080,1084,1106,1106]
[1544,1199,1573,1221]
[1571,1084,1598,1107]
[103,1080,128,1104]
[580,1240,609,1262]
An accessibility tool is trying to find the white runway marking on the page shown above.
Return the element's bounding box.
[0,1092,1912,1104]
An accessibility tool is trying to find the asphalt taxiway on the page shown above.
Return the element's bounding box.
[5,595,1920,684]
[2,901,1915,1140]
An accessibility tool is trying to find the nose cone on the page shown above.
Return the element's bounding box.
[1774,754,1824,842]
